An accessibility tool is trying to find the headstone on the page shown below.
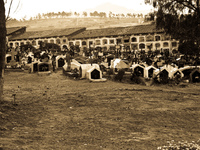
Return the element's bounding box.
[6,56,11,63]
[38,63,49,72]
[33,63,38,72]
[58,58,65,68]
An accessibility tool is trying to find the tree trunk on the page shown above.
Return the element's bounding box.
[0,0,6,102]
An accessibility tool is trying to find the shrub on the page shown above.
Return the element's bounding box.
[130,73,146,85]
[130,73,141,84]
[106,68,114,75]
[114,69,125,82]
[71,68,79,79]
[157,140,200,150]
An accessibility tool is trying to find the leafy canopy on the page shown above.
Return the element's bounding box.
[145,0,200,55]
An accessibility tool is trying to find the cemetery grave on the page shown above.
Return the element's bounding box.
[56,55,66,69]
[2,35,200,150]
[4,40,200,85]
[3,19,200,150]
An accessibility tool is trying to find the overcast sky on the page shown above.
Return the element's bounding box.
[5,0,153,19]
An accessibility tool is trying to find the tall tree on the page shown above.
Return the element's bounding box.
[82,11,87,17]
[146,0,200,55]
[0,0,6,101]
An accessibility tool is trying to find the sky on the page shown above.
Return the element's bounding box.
[5,0,153,20]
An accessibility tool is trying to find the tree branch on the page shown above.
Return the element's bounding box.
[176,0,197,11]
[13,0,20,14]
[6,0,13,21]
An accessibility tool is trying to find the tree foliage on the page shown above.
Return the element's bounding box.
[146,0,200,55]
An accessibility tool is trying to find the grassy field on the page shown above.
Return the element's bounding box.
[0,70,200,150]
[6,17,144,31]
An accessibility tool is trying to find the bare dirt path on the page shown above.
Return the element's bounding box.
[1,71,200,150]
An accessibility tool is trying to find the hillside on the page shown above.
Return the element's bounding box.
[6,17,144,31]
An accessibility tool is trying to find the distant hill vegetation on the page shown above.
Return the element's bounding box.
[6,2,154,31]
[6,17,145,31]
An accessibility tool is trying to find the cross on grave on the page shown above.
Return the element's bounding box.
[9,48,18,67]
[10,48,18,61]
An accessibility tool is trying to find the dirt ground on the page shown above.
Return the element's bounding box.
[0,70,200,150]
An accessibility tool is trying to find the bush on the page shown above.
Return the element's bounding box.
[114,69,125,82]
[130,73,141,84]
[106,68,114,75]
[130,73,146,85]
[157,140,200,150]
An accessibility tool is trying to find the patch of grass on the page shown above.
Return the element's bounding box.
[1,71,200,150]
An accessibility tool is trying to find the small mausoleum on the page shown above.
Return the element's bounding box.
[170,68,184,79]
[131,64,145,77]
[5,54,12,64]
[144,66,157,78]
[38,62,51,75]
[86,66,101,79]
[154,65,178,78]
[110,59,129,70]
[179,66,198,80]
[190,68,200,83]
[139,62,149,68]
[79,64,100,79]
[29,61,40,73]
[154,65,178,83]
[63,59,82,72]
[56,55,66,69]
[86,65,107,82]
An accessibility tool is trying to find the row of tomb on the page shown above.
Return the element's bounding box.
[5,50,200,84]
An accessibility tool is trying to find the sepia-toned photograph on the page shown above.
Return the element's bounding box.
[0,0,200,149]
